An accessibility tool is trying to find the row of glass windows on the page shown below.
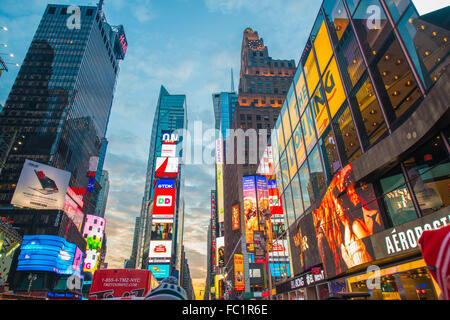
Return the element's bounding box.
[272,0,449,228]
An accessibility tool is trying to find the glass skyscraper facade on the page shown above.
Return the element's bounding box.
[0,4,126,205]
[271,0,449,300]
[136,85,187,271]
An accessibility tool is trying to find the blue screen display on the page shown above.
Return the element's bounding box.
[270,263,291,278]
[148,264,170,279]
[17,235,83,275]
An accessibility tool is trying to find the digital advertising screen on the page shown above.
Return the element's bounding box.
[155,157,179,177]
[148,264,170,279]
[232,204,240,231]
[161,143,177,158]
[151,220,173,241]
[234,254,245,292]
[161,130,179,143]
[152,186,176,219]
[62,194,84,232]
[256,176,272,251]
[82,215,106,275]
[288,213,321,276]
[311,164,383,278]
[11,159,71,210]
[17,235,83,275]
[216,236,225,267]
[270,263,291,278]
[243,176,258,252]
[149,240,172,259]
[268,179,283,220]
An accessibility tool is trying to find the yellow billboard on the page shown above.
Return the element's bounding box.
[282,102,292,143]
[301,105,317,153]
[311,84,330,138]
[295,70,309,115]
[287,86,300,131]
[304,49,320,95]
[314,21,333,74]
[292,124,306,168]
[234,254,245,291]
[323,57,347,118]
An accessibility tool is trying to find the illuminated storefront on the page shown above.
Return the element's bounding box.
[272,0,450,300]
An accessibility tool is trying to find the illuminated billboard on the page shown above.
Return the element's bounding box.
[313,21,333,74]
[216,164,224,223]
[149,240,172,259]
[11,159,71,210]
[270,263,291,278]
[152,186,176,219]
[161,143,176,158]
[232,204,240,231]
[256,176,272,252]
[269,239,289,260]
[151,220,173,241]
[234,254,245,292]
[243,176,258,252]
[82,215,106,275]
[155,157,179,177]
[63,193,84,232]
[268,179,283,220]
[161,130,179,143]
[87,156,100,177]
[289,213,321,276]
[148,264,170,279]
[312,84,330,138]
[311,164,384,278]
[323,57,346,118]
[17,235,83,275]
[216,236,225,267]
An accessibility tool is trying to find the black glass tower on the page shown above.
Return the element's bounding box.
[0,4,127,206]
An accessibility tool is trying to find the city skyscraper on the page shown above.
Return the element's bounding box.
[0,4,127,206]
[136,85,187,274]
[215,28,296,298]
[94,170,110,218]
[0,3,126,297]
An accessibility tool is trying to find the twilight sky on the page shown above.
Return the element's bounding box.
[0,0,442,300]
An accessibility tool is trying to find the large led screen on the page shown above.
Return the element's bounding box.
[11,159,71,210]
[288,213,321,276]
[256,176,272,251]
[149,240,172,259]
[234,254,245,292]
[148,264,170,279]
[311,164,384,278]
[243,176,258,252]
[152,185,176,219]
[83,215,105,275]
[17,235,83,275]
[216,236,225,267]
[151,220,173,241]
[155,157,179,177]
[270,263,291,278]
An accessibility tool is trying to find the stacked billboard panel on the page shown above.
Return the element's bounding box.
[82,215,106,275]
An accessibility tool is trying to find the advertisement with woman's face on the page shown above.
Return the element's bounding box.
[312,164,384,278]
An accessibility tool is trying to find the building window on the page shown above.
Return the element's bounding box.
[397,5,450,90]
[374,35,422,120]
[403,135,450,217]
[86,9,94,16]
[333,103,362,164]
[336,27,367,90]
[352,0,393,65]
[323,0,350,43]
[298,161,312,209]
[379,165,418,226]
[291,173,304,216]
[308,145,326,198]
[351,75,387,147]
[48,7,56,14]
[384,0,410,23]
[319,126,341,180]
[283,184,295,227]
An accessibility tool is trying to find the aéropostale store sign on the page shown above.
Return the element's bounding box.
[288,213,321,276]
[370,207,450,260]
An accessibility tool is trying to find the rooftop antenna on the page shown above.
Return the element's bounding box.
[231,68,235,93]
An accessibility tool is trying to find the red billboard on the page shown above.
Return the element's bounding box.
[152,187,176,219]
[88,269,158,300]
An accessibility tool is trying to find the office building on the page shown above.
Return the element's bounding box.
[94,170,110,218]
[136,85,187,278]
[271,0,449,300]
